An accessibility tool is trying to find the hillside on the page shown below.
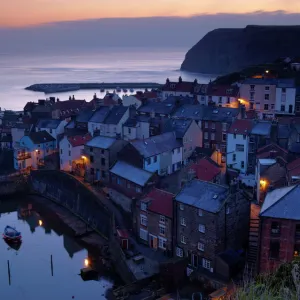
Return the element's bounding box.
[181,25,300,74]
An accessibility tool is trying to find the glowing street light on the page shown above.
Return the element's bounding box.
[84,258,89,267]
[39,220,43,226]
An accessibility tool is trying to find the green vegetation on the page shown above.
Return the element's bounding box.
[229,260,300,300]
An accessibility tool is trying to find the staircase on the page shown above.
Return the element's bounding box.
[245,204,260,279]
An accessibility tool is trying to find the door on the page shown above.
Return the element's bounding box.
[289,105,293,114]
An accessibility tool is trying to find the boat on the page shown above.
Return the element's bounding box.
[116,87,121,93]
[123,88,128,93]
[130,88,134,93]
[4,239,22,251]
[3,226,22,242]
[100,89,105,93]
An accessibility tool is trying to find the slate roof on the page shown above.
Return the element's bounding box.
[52,100,87,110]
[142,188,174,218]
[104,105,128,125]
[251,121,272,136]
[28,130,55,144]
[32,105,52,113]
[131,132,181,158]
[243,78,295,88]
[162,79,197,93]
[86,136,116,149]
[206,84,239,97]
[76,109,94,123]
[277,124,291,139]
[163,119,193,138]
[89,106,110,123]
[123,118,138,128]
[260,185,300,220]
[175,180,229,213]
[164,95,196,106]
[36,119,61,129]
[228,119,253,135]
[110,161,154,186]
[138,102,176,115]
[172,104,205,120]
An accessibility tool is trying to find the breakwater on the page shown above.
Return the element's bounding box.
[26,82,163,94]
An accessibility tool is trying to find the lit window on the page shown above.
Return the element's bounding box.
[198,242,205,251]
[180,217,186,226]
[181,235,186,244]
[199,224,205,233]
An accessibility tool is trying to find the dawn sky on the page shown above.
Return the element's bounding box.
[2,0,300,27]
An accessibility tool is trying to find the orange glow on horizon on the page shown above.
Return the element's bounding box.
[1,1,300,27]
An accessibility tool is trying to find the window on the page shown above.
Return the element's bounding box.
[265,86,270,91]
[181,217,186,226]
[204,143,210,149]
[176,247,183,257]
[243,134,246,140]
[90,155,94,163]
[241,161,245,168]
[68,150,71,157]
[233,133,236,139]
[222,133,227,142]
[141,202,147,211]
[198,209,203,216]
[227,97,230,104]
[160,215,165,224]
[264,104,269,111]
[199,224,205,233]
[211,133,215,140]
[226,206,230,215]
[198,242,205,251]
[153,156,157,163]
[159,225,165,235]
[250,85,255,91]
[218,97,222,104]
[236,144,244,152]
[117,178,121,185]
[264,94,269,101]
[128,128,131,134]
[136,186,142,193]
[101,149,105,154]
[222,123,227,131]
[127,183,131,189]
[179,203,184,210]
[281,105,285,112]
[211,123,215,129]
[90,168,95,175]
[140,215,147,226]
[271,104,275,110]
[102,171,106,178]
[146,158,151,165]
[271,221,280,235]
[282,88,286,93]
[269,241,280,259]
[60,149,63,155]
[250,92,255,100]
[181,235,186,244]
[202,258,211,270]
[204,132,208,139]
[250,103,254,109]
[90,147,93,153]
[158,237,166,250]
[205,122,208,128]
[139,228,148,241]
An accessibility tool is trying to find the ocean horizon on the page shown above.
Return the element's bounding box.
[0,47,216,111]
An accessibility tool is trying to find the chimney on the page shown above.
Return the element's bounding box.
[72,95,75,100]
[230,178,238,194]
[57,98,60,102]
[94,93,97,100]
[69,96,72,101]
[179,76,182,83]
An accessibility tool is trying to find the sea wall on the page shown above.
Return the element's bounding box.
[0,175,29,197]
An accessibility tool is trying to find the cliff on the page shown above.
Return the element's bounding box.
[181,25,300,74]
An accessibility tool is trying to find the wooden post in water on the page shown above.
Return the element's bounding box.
[50,254,53,276]
[7,260,11,285]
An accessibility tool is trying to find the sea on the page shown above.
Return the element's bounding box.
[0,47,215,111]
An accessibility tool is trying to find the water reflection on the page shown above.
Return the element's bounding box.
[0,198,116,300]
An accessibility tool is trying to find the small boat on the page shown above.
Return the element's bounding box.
[4,239,22,251]
[116,87,121,93]
[100,89,105,93]
[3,226,22,242]
[130,88,134,93]
[123,88,128,93]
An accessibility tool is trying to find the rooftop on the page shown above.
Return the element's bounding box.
[175,180,229,213]
[162,78,197,93]
[131,132,181,158]
[138,102,176,115]
[207,84,239,97]
[88,106,110,123]
[76,109,94,123]
[36,118,62,129]
[104,105,128,125]
[243,78,295,88]
[260,185,300,220]
[67,133,92,147]
[251,121,272,136]
[28,130,55,144]
[163,119,193,138]
[85,136,116,149]
[188,158,221,182]
[228,119,253,135]
[110,161,154,186]
[52,100,87,110]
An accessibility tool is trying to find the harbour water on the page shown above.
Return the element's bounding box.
[0,47,215,111]
[0,198,114,300]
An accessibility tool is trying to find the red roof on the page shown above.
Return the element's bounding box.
[67,133,92,147]
[53,100,87,110]
[142,188,174,218]
[117,229,129,239]
[228,119,253,135]
[206,84,239,97]
[287,158,300,171]
[163,80,196,93]
[189,158,221,182]
[257,143,288,157]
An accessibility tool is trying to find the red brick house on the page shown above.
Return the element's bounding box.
[259,184,300,273]
[136,188,174,255]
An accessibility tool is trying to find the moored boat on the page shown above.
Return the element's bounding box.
[130,88,134,93]
[123,88,128,93]
[116,87,121,93]
[100,89,105,93]
[3,226,22,242]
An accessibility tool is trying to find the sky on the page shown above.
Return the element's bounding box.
[1,0,300,27]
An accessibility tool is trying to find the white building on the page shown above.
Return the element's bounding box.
[226,119,253,174]
[161,77,197,100]
[59,133,91,172]
[206,84,240,108]
[122,118,150,141]
[275,80,296,115]
[122,95,143,108]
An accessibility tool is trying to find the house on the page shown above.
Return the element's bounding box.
[88,105,130,138]
[14,130,56,170]
[163,119,202,164]
[1,111,22,127]
[172,104,205,126]
[35,119,66,146]
[206,84,240,108]
[247,121,272,174]
[75,108,94,131]
[122,117,150,141]
[174,180,250,281]
[187,157,221,184]
[90,93,120,109]
[87,106,110,136]
[31,101,53,122]
[226,119,254,174]
[11,123,32,148]
[239,78,296,119]
[136,188,174,254]
[118,132,183,176]
[109,161,157,212]
[161,77,198,100]
[194,84,208,105]
[122,94,144,108]
[83,135,127,183]
[137,102,177,119]
[259,185,300,273]
[59,133,92,173]
[51,99,88,120]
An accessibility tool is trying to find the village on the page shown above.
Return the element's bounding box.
[2,57,300,299]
